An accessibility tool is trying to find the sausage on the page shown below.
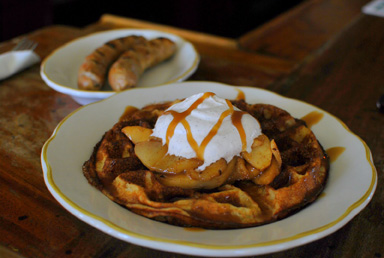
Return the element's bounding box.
[108,37,177,91]
[78,35,146,91]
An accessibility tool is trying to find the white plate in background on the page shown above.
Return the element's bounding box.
[40,29,199,105]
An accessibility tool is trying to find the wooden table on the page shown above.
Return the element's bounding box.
[1,0,383,257]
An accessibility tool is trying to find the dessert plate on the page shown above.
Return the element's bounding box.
[41,81,377,257]
[40,29,199,105]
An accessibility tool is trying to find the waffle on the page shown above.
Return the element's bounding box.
[83,99,329,229]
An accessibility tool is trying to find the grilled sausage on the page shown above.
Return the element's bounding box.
[108,37,176,91]
[78,35,146,91]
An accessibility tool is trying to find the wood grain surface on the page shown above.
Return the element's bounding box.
[0,0,383,257]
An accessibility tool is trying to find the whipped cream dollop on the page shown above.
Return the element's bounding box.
[151,92,262,170]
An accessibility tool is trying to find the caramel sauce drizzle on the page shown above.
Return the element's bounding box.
[164,92,248,161]
[181,119,199,154]
[184,227,206,232]
[230,103,247,152]
[119,106,138,121]
[319,192,326,199]
[326,146,346,163]
[165,92,213,146]
[235,89,245,100]
[300,111,345,162]
[301,111,324,128]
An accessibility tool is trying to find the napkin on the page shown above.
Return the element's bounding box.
[362,0,384,17]
[0,50,41,80]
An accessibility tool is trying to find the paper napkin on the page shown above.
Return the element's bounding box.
[362,0,384,17]
[0,50,41,80]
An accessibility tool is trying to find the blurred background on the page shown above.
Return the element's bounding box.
[0,0,303,41]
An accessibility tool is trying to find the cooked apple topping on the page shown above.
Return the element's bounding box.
[121,92,282,189]
[83,92,329,229]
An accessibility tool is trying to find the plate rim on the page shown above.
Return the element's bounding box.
[41,81,377,256]
[39,28,200,97]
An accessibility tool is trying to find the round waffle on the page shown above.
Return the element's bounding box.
[83,99,329,229]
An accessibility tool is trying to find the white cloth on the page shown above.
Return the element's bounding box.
[362,0,384,17]
[0,50,40,80]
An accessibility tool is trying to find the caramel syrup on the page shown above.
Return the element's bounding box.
[236,89,245,100]
[231,108,247,151]
[119,106,139,121]
[319,192,326,199]
[164,92,249,160]
[184,227,206,232]
[326,146,346,163]
[301,111,324,128]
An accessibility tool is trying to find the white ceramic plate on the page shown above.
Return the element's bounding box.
[40,29,199,105]
[41,81,377,257]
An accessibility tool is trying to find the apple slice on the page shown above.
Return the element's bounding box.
[153,153,202,174]
[134,139,202,174]
[270,139,282,168]
[242,134,272,171]
[226,157,261,184]
[134,140,167,170]
[122,126,153,144]
[187,158,227,181]
[158,158,233,189]
[252,156,280,185]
